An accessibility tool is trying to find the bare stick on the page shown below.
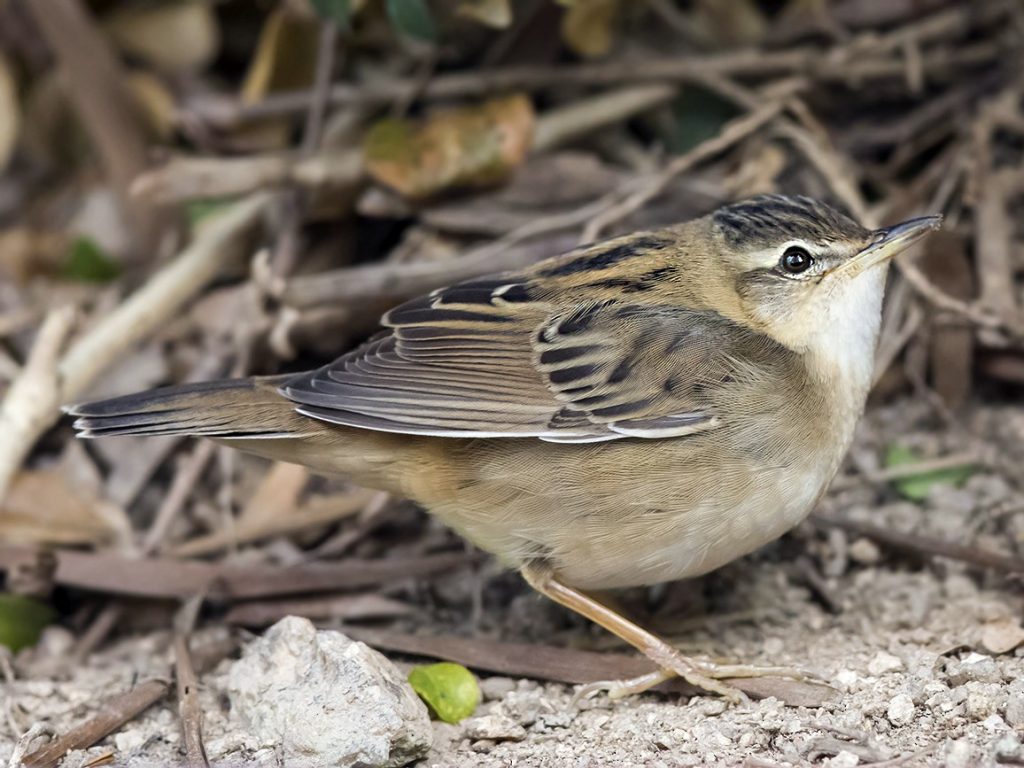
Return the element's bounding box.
[185,11,1000,130]
[0,307,75,501]
[0,196,267,506]
[812,513,1024,574]
[22,638,235,768]
[173,597,209,768]
[134,83,674,207]
[58,194,269,400]
[142,442,216,555]
[25,0,164,255]
[532,84,678,151]
[582,92,793,241]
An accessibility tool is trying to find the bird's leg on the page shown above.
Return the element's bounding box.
[521,563,808,703]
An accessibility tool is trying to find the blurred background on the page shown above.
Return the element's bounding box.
[0,1,1022,766]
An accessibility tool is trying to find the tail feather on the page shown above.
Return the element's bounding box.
[67,376,306,439]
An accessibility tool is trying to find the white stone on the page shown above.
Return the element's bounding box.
[463,714,527,742]
[1006,692,1024,728]
[868,651,904,677]
[825,750,860,767]
[835,669,859,690]
[944,739,976,768]
[886,694,916,726]
[227,616,432,767]
[113,729,148,754]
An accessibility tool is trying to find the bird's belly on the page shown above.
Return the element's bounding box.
[425,438,840,591]
[553,470,823,589]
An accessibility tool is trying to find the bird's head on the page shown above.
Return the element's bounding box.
[708,195,941,357]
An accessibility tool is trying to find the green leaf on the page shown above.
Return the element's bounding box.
[310,0,352,25]
[62,237,121,283]
[386,0,437,41]
[0,594,55,652]
[884,444,976,501]
[667,86,739,154]
[408,662,480,723]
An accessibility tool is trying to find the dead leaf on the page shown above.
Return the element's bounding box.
[690,0,768,47]
[556,0,620,58]
[979,617,1024,654]
[364,94,535,199]
[0,228,67,284]
[0,52,18,172]
[104,0,220,74]
[237,462,309,531]
[0,467,120,546]
[126,71,178,141]
[238,7,321,149]
[457,0,513,28]
[241,9,320,103]
[171,473,377,558]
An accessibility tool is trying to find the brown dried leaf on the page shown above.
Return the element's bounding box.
[0,52,18,173]
[556,0,620,58]
[241,9,319,103]
[979,618,1024,655]
[126,72,178,141]
[104,0,220,74]
[457,0,512,28]
[690,0,768,47]
[364,94,535,199]
[0,467,120,546]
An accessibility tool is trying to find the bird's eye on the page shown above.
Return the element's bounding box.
[781,246,813,275]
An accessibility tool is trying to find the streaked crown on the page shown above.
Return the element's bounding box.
[713,195,870,248]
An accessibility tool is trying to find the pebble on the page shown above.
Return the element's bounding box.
[849,538,880,565]
[887,694,916,726]
[944,738,977,768]
[868,651,904,676]
[945,654,1002,686]
[479,676,517,701]
[825,750,861,767]
[463,715,527,742]
[1005,692,1024,728]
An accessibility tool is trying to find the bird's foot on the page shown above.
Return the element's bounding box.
[575,654,818,704]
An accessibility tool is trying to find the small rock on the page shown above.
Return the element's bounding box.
[848,538,880,565]
[835,669,859,691]
[1005,692,1024,728]
[227,616,431,768]
[824,750,860,768]
[867,651,904,677]
[113,729,148,754]
[479,676,517,701]
[945,654,1002,685]
[944,739,977,768]
[966,689,998,720]
[886,694,915,726]
[463,714,527,742]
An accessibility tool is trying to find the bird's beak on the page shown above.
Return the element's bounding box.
[842,214,943,278]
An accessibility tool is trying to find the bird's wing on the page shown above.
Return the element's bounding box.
[281,275,768,443]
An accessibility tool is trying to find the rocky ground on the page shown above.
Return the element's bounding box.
[2,400,1023,767]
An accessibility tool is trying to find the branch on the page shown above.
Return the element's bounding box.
[0,308,75,500]
[25,0,167,255]
[0,195,268,503]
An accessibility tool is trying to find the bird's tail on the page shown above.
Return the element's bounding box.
[66,376,309,439]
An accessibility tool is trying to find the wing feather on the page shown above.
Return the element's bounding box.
[282,272,777,442]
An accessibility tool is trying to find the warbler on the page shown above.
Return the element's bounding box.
[69,195,941,701]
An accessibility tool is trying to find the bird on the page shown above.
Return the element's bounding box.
[68,194,941,702]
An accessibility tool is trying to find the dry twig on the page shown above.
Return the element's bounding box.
[0,307,75,500]
[173,596,209,768]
